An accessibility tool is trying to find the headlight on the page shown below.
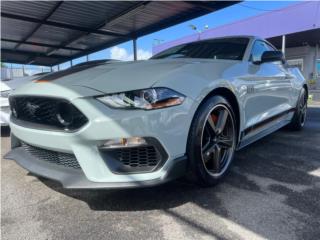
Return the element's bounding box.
[0,90,12,98]
[96,87,185,110]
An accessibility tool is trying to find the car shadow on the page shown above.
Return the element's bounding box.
[39,107,320,213]
[41,176,204,211]
[36,107,320,239]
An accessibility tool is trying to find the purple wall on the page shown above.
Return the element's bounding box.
[153,1,320,54]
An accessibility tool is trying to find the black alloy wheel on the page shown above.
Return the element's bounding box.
[187,95,237,186]
[201,104,236,177]
[288,88,307,131]
[298,90,307,127]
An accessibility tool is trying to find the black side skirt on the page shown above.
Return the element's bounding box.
[237,108,295,150]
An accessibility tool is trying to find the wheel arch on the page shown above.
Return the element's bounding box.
[303,84,308,100]
[194,87,241,144]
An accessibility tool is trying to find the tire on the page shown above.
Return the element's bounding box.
[288,88,307,131]
[187,95,237,187]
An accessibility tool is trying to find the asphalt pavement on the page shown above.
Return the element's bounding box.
[1,105,320,240]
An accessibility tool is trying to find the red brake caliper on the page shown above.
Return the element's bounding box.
[211,114,218,125]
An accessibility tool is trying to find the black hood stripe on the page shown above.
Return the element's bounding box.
[37,60,113,81]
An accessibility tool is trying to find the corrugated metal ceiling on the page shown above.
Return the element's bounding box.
[1,1,240,66]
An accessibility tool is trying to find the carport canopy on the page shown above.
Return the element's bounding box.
[268,29,320,49]
[1,1,239,66]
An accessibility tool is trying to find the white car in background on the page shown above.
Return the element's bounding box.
[1,73,49,126]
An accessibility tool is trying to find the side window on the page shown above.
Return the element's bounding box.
[250,40,274,63]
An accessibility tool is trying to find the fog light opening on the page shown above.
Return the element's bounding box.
[99,137,147,149]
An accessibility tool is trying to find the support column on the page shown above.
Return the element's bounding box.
[50,66,53,72]
[10,63,13,79]
[315,44,319,78]
[57,64,60,71]
[70,60,73,67]
[281,35,286,56]
[86,55,89,62]
[133,38,137,61]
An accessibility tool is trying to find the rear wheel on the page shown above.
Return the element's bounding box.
[288,88,307,131]
[187,95,237,186]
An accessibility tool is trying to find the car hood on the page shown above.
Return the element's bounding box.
[13,58,239,100]
[34,59,200,94]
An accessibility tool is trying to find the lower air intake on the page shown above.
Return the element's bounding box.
[115,146,159,168]
[22,142,81,170]
[100,138,168,174]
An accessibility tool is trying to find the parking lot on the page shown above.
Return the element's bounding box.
[1,105,320,240]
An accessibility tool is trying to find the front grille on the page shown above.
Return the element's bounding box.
[115,146,159,168]
[22,142,81,170]
[9,96,88,131]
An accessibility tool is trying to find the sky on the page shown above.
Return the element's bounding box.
[8,1,300,74]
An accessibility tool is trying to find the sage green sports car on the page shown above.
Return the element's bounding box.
[5,36,307,188]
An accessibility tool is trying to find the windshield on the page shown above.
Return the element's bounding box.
[151,37,249,61]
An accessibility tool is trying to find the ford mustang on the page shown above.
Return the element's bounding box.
[5,36,308,189]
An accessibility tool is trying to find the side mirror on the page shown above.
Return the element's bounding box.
[260,51,284,64]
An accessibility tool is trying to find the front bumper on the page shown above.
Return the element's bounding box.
[5,145,187,189]
[7,96,196,188]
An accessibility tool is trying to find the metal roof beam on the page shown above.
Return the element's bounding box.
[185,1,217,12]
[104,1,150,28]
[1,49,69,60]
[1,12,126,37]
[2,38,83,51]
[14,1,63,50]
[186,1,241,12]
[46,2,150,56]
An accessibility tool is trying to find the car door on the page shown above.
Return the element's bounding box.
[242,40,293,132]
